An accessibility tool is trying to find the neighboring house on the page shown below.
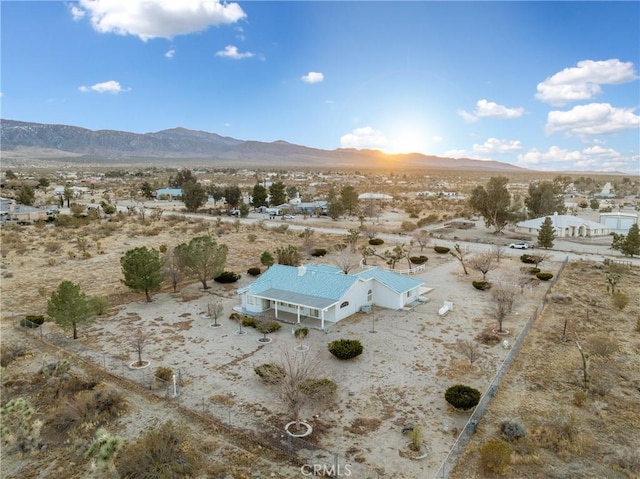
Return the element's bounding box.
[155,188,183,199]
[599,212,639,234]
[294,201,328,215]
[0,197,47,224]
[358,193,393,200]
[238,264,424,329]
[515,213,610,238]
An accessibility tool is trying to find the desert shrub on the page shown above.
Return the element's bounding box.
[115,421,197,478]
[247,267,261,276]
[400,221,417,232]
[369,238,384,245]
[573,390,588,407]
[44,241,62,253]
[310,248,327,257]
[154,367,173,382]
[242,315,256,327]
[501,420,526,441]
[294,327,309,339]
[590,373,614,397]
[256,320,281,334]
[434,246,450,254]
[611,291,629,310]
[476,330,501,345]
[21,315,45,328]
[480,439,512,474]
[214,271,241,283]
[299,377,337,400]
[535,272,553,281]
[587,334,618,358]
[472,281,491,291]
[254,363,285,384]
[247,233,257,243]
[529,267,541,275]
[520,254,535,264]
[328,339,363,360]
[444,384,481,410]
[0,344,27,367]
[88,296,110,316]
[409,255,428,264]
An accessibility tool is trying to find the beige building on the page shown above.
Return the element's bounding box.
[515,213,610,238]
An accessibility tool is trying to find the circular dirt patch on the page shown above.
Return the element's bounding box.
[128,360,150,370]
[285,421,313,438]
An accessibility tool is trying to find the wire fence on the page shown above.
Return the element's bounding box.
[13,317,381,478]
[433,255,570,479]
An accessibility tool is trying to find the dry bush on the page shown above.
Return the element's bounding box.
[529,414,592,456]
[345,417,382,435]
[43,241,62,252]
[614,447,640,476]
[0,343,27,367]
[587,334,619,358]
[115,421,198,478]
[589,371,614,397]
[191,221,209,234]
[611,291,629,311]
[479,439,512,474]
[476,329,501,346]
[572,390,587,407]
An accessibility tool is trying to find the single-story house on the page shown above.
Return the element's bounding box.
[0,198,47,224]
[358,193,393,200]
[515,213,610,238]
[294,201,328,215]
[238,264,424,329]
[155,188,183,199]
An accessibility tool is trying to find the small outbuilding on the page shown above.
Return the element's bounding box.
[599,212,639,234]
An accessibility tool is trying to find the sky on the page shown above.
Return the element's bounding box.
[1,1,639,173]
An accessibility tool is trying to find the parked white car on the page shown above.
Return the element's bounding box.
[509,242,529,249]
[282,214,295,219]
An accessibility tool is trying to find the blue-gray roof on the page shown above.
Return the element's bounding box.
[244,264,357,302]
[156,188,183,196]
[355,268,423,293]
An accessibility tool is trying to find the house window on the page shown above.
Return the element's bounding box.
[310,309,319,318]
[367,289,373,302]
[340,301,349,309]
[247,296,256,305]
[406,291,410,298]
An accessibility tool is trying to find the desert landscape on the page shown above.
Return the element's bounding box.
[1,166,639,479]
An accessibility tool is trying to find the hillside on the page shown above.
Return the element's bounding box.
[0,119,525,171]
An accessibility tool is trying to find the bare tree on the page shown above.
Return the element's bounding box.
[449,243,469,275]
[277,350,325,428]
[164,247,185,293]
[491,244,506,263]
[362,224,379,240]
[529,252,550,268]
[131,329,149,367]
[411,229,431,252]
[468,253,497,281]
[344,229,360,252]
[207,301,224,326]
[300,227,315,254]
[384,243,412,270]
[490,284,517,333]
[575,334,590,389]
[363,199,380,222]
[333,247,361,274]
[454,339,482,365]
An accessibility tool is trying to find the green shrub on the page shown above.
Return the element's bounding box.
[254,363,285,384]
[21,315,45,328]
[328,339,363,360]
[294,327,309,339]
[229,312,241,321]
[472,281,491,290]
[444,384,481,410]
[500,420,526,441]
[479,439,512,474]
[242,315,256,328]
[536,272,553,281]
[520,254,535,264]
[247,267,261,276]
[529,267,541,275]
[369,238,384,246]
[154,367,173,382]
[88,296,110,316]
[434,246,450,254]
[409,255,428,265]
[310,248,327,257]
[256,320,281,334]
[214,271,241,283]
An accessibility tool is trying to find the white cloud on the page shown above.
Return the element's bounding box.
[473,137,523,154]
[457,99,523,122]
[71,0,246,41]
[431,135,443,143]
[457,110,478,123]
[546,103,640,136]
[301,72,324,84]
[165,49,175,58]
[79,80,129,94]
[517,146,583,166]
[535,59,638,106]
[215,45,254,59]
[340,126,388,150]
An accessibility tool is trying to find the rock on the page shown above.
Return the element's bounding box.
[550,293,571,304]
[594,262,606,269]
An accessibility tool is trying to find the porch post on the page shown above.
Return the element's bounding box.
[274,301,279,319]
[321,309,325,330]
[297,306,301,323]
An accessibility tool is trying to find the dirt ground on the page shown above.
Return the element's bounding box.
[1,204,635,478]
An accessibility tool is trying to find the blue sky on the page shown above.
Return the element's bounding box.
[1,1,639,173]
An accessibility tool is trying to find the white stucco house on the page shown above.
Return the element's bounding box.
[599,212,638,234]
[515,213,610,238]
[238,264,424,329]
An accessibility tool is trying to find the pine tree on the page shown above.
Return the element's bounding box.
[537,216,555,249]
[620,223,640,257]
[47,280,93,339]
[120,247,165,302]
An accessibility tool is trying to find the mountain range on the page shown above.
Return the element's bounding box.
[0,119,524,171]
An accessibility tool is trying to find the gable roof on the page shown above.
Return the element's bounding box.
[240,264,358,304]
[355,268,424,293]
[517,214,608,230]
